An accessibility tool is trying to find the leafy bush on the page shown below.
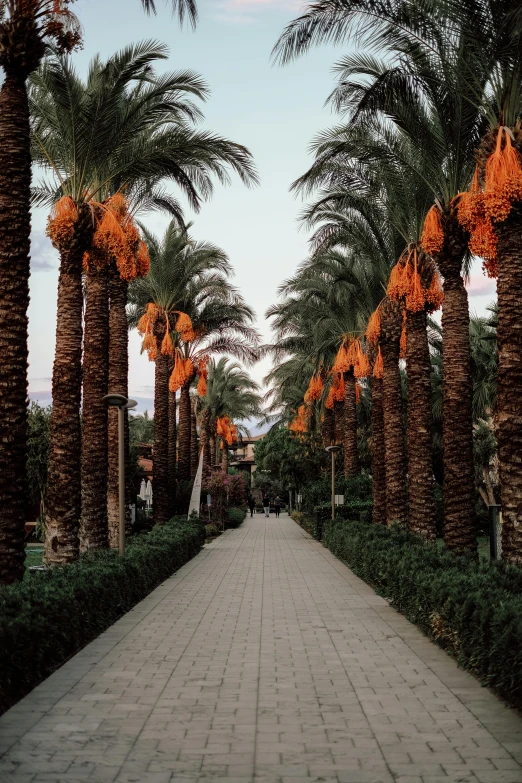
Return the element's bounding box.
[226,507,245,529]
[301,473,372,514]
[205,523,222,538]
[305,499,373,542]
[0,517,204,715]
[322,518,522,707]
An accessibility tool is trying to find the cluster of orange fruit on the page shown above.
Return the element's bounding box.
[216,416,237,446]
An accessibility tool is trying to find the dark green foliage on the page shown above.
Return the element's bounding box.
[129,411,154,445]
[0,518,203,715]
[254,427,326,493]
[301,473,372,514]
[205,523,221,538]
[226,507,246,529]
[322,519,522,707]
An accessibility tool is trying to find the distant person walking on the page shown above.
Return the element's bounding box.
[248,494,255,518]
[263,495,270,518]
[274,496,282,518]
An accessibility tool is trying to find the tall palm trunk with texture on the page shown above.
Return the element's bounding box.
[200,408,211,469]
[209,429,216,468]
[371,376,386,525]
[0,72,34,583]
[406,309,436,540]
[168,387,177,516]
[190,399,198,478]
[80,265,110,551]
[221,441,229,473]
[434,214,476,552]
[322,408,335,446]
[107,272,129,547]
[496,212,522,564]
[334,400,344,445]
[45,206,94,565]
[380,298,408,526]
[343,370,359,476]
[153,331,170,525]
[178,382,191,480]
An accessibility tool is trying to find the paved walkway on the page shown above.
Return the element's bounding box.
[1,514,522,783]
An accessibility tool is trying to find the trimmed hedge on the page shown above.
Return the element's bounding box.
[322,518,522,708]
[0,518,204,714]
[292,500,373,541]
[226,507,246,529]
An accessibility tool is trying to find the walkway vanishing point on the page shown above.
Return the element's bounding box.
[1,514,522,783]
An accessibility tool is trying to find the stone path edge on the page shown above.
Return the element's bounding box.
[0,534,222,755]
[308,525,522,761]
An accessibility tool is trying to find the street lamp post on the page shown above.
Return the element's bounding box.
[103,394,138,556]
[325,445,341,521]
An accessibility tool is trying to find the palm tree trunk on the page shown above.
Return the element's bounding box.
[178,382,191,480]
[168,388,177,516]
[371,376,386,525]
[406,308,436,541]
[153,345,170,525]
[107,272,128,548]
[334,400,344,444]
[343,370,359,476]
[80,265,109,552]
[222,441,229,473]
[322,408,335,447]
[0,73,32,584]
[495,216,522,564]
[435,226,477,553]
[209,428,216,468]
[200,408,211,470]
[380,298,408,526]
[45,206,94,566]
[190,399,198,478]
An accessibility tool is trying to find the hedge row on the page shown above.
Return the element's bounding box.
[321,518,522,707]
[292,499,373,540]
[0,518,204,714]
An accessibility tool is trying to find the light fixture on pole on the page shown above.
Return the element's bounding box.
[325,445,341,521]
[103,394,138,556]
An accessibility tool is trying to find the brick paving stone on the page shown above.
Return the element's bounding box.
[1,514,521,783]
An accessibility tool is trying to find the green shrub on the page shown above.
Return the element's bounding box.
[322,518,522,708]
[301,473,372,513]
[226,507,245,529]
[0,517,204,715]
[205,523,221,538]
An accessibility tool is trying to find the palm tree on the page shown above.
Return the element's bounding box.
[267,245,390,500]
[168,383,178,515]
[31,44,257,559]
[172,291,260,482]
[129,222,259,519]
[323,23,486,549]
[199,358,262,472]
[274,0,522,556]
[128,222,230,522]
[444,1,522,564]
[190,393,199,477]
[0,3,81,584]
[297,118,442,539]
[0,0,198,585]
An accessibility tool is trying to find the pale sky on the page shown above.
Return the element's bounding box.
[28,0,496,412]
